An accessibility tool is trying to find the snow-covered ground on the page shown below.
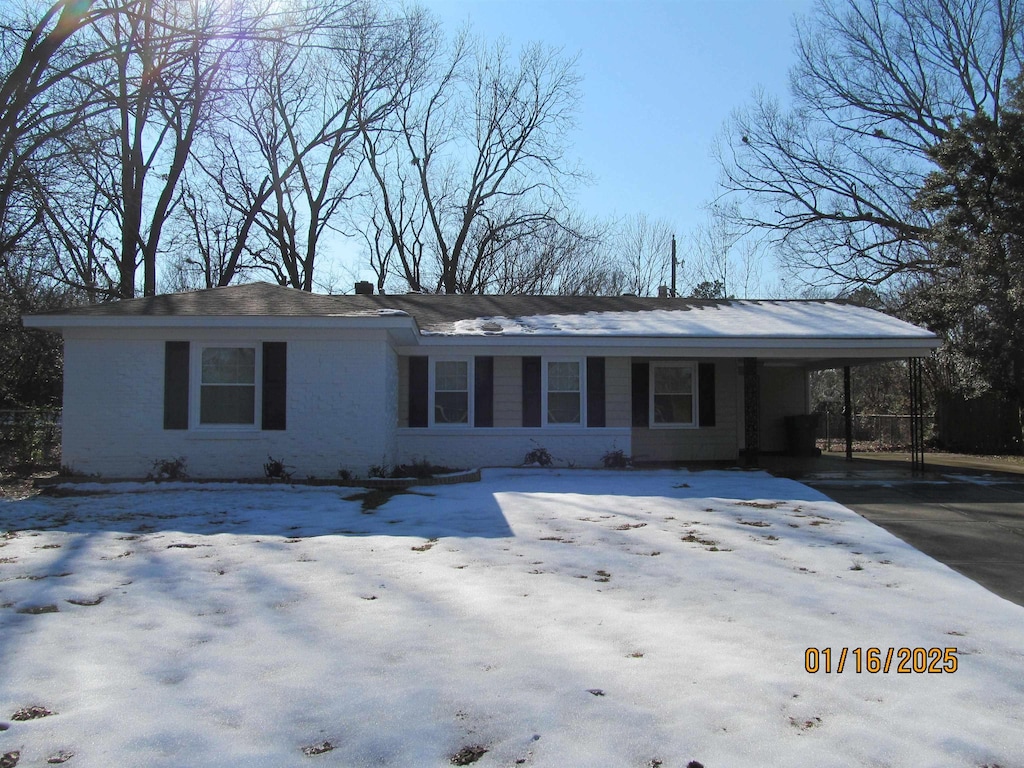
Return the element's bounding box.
[1,469,1022,767]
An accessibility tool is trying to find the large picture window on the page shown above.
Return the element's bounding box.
[651,362,696,426]
[433,359,470,425]
[200,346,256,425]
[546,360,582,425]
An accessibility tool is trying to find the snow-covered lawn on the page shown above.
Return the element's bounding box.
[1,469,1022,767]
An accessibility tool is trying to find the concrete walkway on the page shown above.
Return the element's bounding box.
[762,452,1024,608]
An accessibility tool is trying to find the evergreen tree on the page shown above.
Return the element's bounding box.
[911,79,1024,408]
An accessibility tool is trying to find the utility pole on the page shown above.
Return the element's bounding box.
[670,235,677,297]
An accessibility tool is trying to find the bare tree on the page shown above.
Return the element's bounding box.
[75,0,324,297]
[38,151,121,301]
[0,0,134,287]
[480,212,609,295]
[678,205,771,298]
[183,0,424,292]
[603,213,675,296]
[360,30,585,293]
[716,0,1024,287]
[3,0,397,300]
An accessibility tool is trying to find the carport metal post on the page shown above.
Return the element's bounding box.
[909,357,925,472]
[844,366,853,461]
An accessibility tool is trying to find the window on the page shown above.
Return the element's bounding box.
[200,346,256,425]
[163,342,286,431]
[545,360,582,425]
[432,359,470,425]
[651,362,696,426]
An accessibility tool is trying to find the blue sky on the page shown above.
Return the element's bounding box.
[423,0,814,237]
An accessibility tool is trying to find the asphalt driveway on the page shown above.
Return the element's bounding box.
[769,454,1024,608]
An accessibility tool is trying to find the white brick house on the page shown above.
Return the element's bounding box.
[24,283,940,479]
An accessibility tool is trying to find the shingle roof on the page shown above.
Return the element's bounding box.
[35,282,353,317]
[27,281,937,341]
[32,281,736,321]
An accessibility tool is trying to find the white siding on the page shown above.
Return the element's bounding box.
[631,360,740,462]
[61,328,397,479]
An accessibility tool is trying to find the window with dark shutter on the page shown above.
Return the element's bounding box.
[262,342,287,430]
[474,356,494,427]
[651,362,696,425]
[408,356,429,428]
[631,362,649,427]
[522,357,541,427]
[698,362,716,427]
[199,347,256,425]
[586,357,605,427]
[163,341,190,430]
[434,360,470,424]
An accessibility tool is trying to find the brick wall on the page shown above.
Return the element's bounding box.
[395,427,632,468]
[61,328,398,479]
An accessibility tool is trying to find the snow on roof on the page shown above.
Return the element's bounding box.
[24,283,938,346]
[428,301,936,339]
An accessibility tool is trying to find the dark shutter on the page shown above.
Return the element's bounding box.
[698,362,716,427]
[474,356,494,427]
[163,341,190,430]
[586,357,606,427]
[631,361,649,427]
[522,356,541,427]
[408,356,428,428]
[262,342,287,430]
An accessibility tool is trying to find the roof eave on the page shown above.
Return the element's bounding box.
[408,333,940,351]
[23,313,939,359]
[23,314,414,330]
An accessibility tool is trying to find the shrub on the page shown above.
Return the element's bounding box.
[390,459,461,479]
[149,456,188,481]
[601,448,630,468]
[523,444,553,467]
[263,455,293,481]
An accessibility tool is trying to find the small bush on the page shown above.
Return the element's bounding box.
[263,455,293,481]
[601,448,631,468]
[368,463,391,479]
[149,456,188,481]
[523,444,554,467]
[337,468,353,482]
[390,458,461,479]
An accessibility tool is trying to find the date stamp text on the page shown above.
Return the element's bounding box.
[804,647,958,674]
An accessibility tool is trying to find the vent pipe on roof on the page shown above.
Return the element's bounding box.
[658,285,669,299]
[354,281,374,295]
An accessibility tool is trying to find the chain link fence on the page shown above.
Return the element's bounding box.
[0,409,62,467]
[815,412,935,453]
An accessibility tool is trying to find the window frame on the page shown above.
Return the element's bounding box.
[429,356,474,428]
[192,343,262,430]
[542,357,586,427]
[649,360,698,429]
